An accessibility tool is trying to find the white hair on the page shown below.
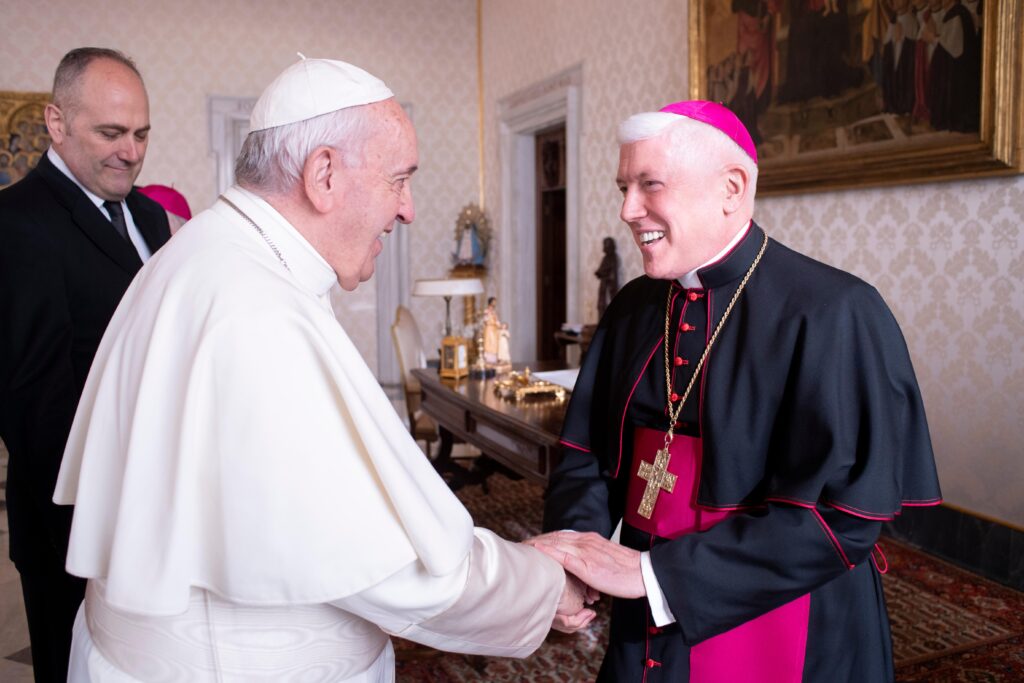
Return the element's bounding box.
[618,111,758,191]
[234,104,381,195]
[617,112,684,146]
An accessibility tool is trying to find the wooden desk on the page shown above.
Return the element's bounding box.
[412,365,568,484]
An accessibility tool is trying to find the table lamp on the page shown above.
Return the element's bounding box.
[412,278,484,379]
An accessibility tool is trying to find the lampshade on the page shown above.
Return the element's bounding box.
[412,278,484,297]
[412,278,484,339]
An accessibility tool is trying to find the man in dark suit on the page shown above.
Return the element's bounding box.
[0,47,170,683]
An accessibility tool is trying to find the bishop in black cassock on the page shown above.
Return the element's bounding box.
[537,101,941,682]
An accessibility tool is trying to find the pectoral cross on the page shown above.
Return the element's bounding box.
[637,447,677,519]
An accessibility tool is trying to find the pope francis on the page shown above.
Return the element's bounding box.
[53,56,594,682]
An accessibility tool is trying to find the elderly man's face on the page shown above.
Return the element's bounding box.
[616,134,733,281]
[331,100,417,291]
[47,58,150,201]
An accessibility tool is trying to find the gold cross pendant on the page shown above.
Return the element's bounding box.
[637,447,677,519]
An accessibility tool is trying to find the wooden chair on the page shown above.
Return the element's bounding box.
[580,324,598,357]
[391,305,438,456]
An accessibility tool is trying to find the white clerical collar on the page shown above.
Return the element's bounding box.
[676,220,751,289]
[48,147,108,212]
[221,186,338,297]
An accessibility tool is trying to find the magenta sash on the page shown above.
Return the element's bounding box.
[625,427,810,682]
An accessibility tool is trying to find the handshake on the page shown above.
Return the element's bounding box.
[523,531,647,634]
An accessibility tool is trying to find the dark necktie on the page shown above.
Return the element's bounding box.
[103,200,130,243]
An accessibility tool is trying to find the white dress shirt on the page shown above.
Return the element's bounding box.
[47,147,153,261]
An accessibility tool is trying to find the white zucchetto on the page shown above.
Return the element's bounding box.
[249,54,394,132]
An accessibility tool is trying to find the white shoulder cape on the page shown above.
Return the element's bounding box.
[55,188,473,616]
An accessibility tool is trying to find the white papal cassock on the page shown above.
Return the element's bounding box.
[54,186,564,682]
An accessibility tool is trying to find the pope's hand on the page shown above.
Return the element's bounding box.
[528,531,646,599]
[552,572,597,633]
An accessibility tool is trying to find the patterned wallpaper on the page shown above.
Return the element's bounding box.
[3,0,1020,526]
[758,180,1024,528]
[480,0,1024,527]
[0,0,478,373]
[481,0,688,323]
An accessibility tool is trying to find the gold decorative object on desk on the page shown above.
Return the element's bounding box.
[469,329,495,379]
[440,336,469,379]
[493,368,566,403]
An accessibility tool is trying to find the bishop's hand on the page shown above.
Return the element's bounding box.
[528,531,646,600]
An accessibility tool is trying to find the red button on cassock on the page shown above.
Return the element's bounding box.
[688,291,700,301]
[648,626,661,635]
[674,356,684,366]
[681,323,693,332]
[646,658,661,668]
[670,393,679,402]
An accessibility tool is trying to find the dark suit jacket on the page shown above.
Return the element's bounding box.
[0,152,171,570]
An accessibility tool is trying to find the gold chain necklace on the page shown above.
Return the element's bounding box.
[635,232,768,519]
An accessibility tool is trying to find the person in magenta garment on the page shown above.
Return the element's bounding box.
[531,101,941,682]
[138,183,192,234]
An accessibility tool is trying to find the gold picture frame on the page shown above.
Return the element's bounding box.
[688,0,1024,195]
[0,91,50,190]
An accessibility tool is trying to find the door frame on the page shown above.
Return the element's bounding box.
[498,65,581,362]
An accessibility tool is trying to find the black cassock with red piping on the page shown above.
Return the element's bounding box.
[543,223,941,682]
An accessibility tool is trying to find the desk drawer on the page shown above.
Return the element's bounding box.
[469,414,550,480]
[421,393,469,431]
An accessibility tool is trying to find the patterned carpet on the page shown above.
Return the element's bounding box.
[394,473,1024,682]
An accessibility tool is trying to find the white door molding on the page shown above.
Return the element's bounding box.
[209,96,257,195]
[498,65,582,362]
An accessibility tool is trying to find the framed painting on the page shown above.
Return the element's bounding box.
[0,91,50,190]
[688,0,1024,194]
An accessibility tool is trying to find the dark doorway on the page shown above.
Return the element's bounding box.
[535,124,566,362]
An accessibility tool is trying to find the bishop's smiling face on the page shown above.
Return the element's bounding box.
[616,134,732,281]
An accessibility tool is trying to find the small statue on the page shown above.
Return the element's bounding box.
[454,222,484,267]
[452,204,490,269]
[482,297,511,367]
[595,237,619,319]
